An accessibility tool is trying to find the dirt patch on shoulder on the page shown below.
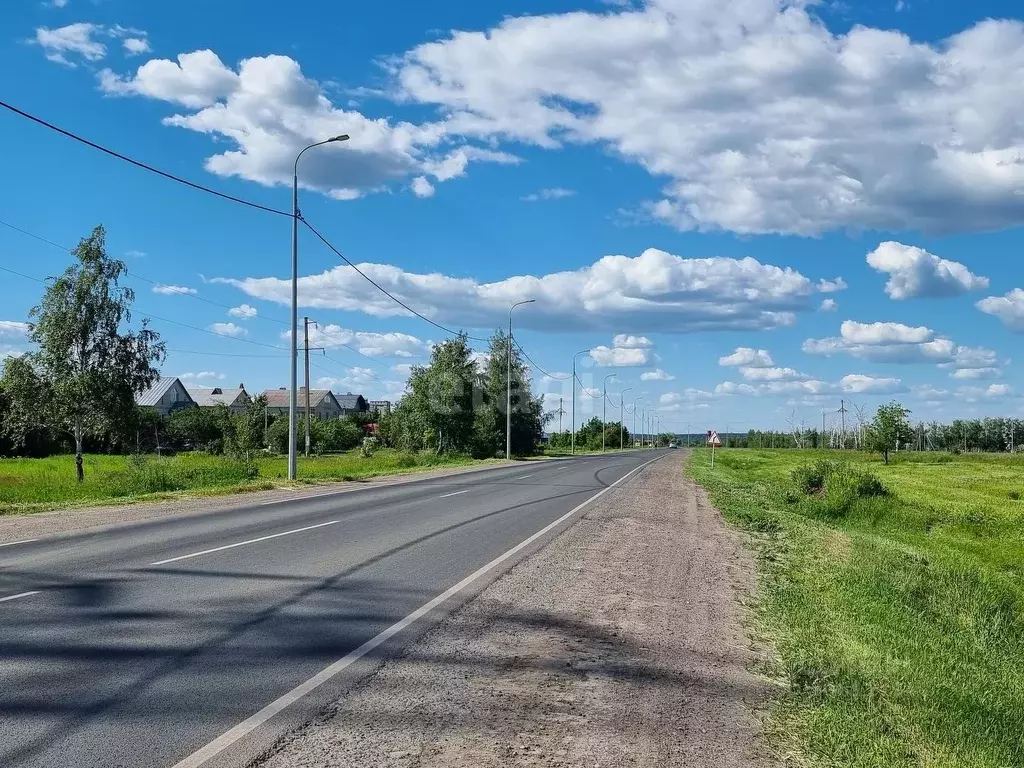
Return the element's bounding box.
[259,454,776,768]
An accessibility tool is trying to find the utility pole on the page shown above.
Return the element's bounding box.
[304,316,312,457]
[601,374,616,452]
[619,387,632,451]
[822,409,826,450]
[838,399,848,449]
[571,349,589,456]
[556,397,565,435]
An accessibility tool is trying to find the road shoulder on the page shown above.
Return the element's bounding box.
[257,452,776,767]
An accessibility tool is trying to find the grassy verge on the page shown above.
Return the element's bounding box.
[0,450,490,514]
[689,448,1024,768]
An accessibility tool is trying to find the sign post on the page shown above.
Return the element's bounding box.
[707,429,722,468]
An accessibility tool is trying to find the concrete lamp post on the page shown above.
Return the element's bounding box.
[289,135,349,481]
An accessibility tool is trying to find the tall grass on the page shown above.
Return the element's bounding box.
[0,450,483,513]
[690,449,1024,768]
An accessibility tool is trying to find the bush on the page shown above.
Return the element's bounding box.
[792,460,889,519]
[792,459,838,495]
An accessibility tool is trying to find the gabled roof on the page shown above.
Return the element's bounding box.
[336,393,367,410]
[187,387,250,408]
[136,377,193,407]
[261,388,339,409]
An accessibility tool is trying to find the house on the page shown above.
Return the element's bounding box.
[261,388,344,420]
[186,384,251,414]
[136,377,197,416]
[336,393,369,415]
[368,399,392,415]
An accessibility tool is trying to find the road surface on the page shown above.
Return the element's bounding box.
[0,450,665,768]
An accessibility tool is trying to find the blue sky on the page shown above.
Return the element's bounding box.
[3,0,1024,433]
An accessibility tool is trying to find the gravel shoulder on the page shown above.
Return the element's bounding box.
[0,459,522,545]
[257,452,776,768]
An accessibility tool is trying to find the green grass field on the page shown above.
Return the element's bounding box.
[0,451,485,514]
[690,449,1024,767]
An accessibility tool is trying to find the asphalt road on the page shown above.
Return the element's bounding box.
[0,450,665,768]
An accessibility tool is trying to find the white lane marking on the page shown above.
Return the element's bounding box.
[0,539,38,548]
[517,473,535,479]
[170,453,664,768]
[150,521,340,566]
[438,490,469,499]
[0,591,40,604]
[260,490,348,506]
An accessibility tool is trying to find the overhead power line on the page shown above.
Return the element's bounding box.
[2,217,401,371]
[512,336,570,381]
[300,216,490,343]
[0,104,561,380]
[0,100,291,217]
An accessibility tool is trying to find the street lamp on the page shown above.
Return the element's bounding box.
[289,135,349,481]
[507,300,536,460]
[632,396,644,449]
[619,387,632,451]
[601,373,617,452]
[571,349,591,456]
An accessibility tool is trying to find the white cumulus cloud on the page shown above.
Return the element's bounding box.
[840,374,906,394]
[803,320,997,369]
[977,289,1024,331]
[867,241,989,299]
[950,367,1002,380]
[719,347,774,368]
[612,334,654,349]
[590,345,654,367]
[98,50,518,200]
[394,2,1024,235]
[820,298,838,312]
[295,325,427,358]
[641,369,675,381]
[35,23,107,66]
[739,367,809,382]
[215,248,819,333]
[208,322,247,337]
[228,304,257,319]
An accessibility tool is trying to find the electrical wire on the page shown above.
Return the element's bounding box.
[0,100,291,217]
[2,217,399,372]
[511,336,570,380]
[0,102,565,377]
[574,373,604,399]
[167,348,288,359]
[300,216,490,343]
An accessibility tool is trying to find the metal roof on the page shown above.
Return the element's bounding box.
[187,387,250,408]
[135,376,188,407]
[261,388,339,408]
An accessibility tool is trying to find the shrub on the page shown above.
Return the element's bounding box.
[792,459,838,495]
[792,460,889,519]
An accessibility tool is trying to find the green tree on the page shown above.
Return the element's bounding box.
[398,334,478,454]
[867,401,913,464]
[2,226,164,480]
[232,394,268,458]
[166,406,232,453]
[477,330,544,457]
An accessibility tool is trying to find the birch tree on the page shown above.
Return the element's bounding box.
[2,226,164,480]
